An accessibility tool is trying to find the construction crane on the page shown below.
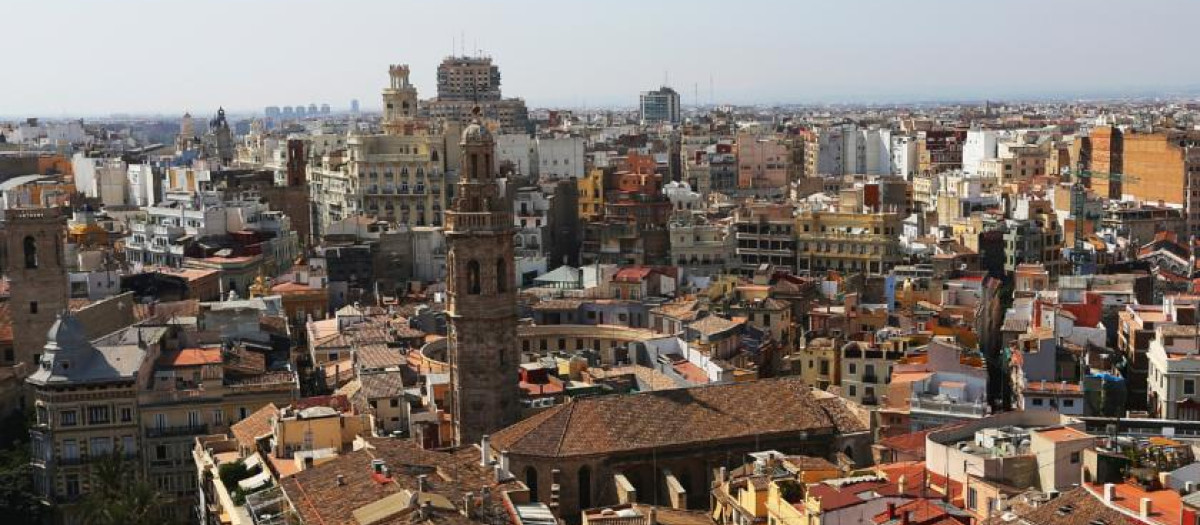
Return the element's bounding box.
[1061,164,1140,273]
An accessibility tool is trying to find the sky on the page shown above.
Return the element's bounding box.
[4,0,1200,118]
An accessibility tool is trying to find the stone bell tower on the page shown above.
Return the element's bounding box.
[445,108,519,446]
[3,207,68,368]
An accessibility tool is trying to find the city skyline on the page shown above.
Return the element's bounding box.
[4,0,1200,118]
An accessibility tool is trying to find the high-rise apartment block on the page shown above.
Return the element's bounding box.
[424,55,530,134]
[640,86,681,125]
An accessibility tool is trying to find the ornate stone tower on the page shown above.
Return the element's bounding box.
[4,207,68,368]
[382,64,419,135]
[446,108,519,446]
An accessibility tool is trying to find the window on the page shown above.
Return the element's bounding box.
[122,436,135,457]
[1032,398,1044,406]
[24,236,38,269]
[30,301,38,314]
[87,406,110,425]
[848,363,857,375]
[187,411,201,428]
[62,439,79,461]
[119,407,132,422]
[967,488,978,510]
[1063,399,1075,408]
[1070,451,1081,464]
[60,411,77,427]
[390,398,399,408]
[467,260,481,294]
[212,410,224,426]
[154,413,167,430]
[89,437,113,457]
[1187,380,1196,396]
[155,444,168,460]
[65,474,80,498]
[848,385,857,397]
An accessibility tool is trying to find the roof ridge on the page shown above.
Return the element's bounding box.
[553,401,577,457]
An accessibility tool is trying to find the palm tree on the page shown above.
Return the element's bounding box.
[77,449,175,525]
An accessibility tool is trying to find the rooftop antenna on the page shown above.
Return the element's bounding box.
[709,74,714,107]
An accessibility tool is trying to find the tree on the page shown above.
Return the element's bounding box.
[77,450,175,525]
[0,410,44,525]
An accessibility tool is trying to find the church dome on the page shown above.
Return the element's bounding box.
[462,122,492,144]
[460,106,492,144]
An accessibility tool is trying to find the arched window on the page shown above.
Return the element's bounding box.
[471,154,479,178]
[525,467,539,502]
[578,466,592,509]
[23,236,37,269]
[496,259,507,293]
[467,260,481,295]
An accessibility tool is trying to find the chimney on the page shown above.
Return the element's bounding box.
[480,435,490,466]
[462,492,475,518]
[1140,497,1152,518]
[887,503,897,519]
[420,500,433,520]
[718,466,728,483]
[647,505,658,525]
[417,474,429,492]
[1186,481,1196,494]
[1103,483,1115,502]
[336,474,346,486]
[898,475,907,494]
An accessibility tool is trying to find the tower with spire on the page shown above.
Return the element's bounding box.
[445,107,519,446]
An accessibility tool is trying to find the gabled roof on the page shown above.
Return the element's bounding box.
[230,403,278,450]
[491,377,867,459]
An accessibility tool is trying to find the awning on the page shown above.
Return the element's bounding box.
[242,454,262,470]
[237,470,271,491]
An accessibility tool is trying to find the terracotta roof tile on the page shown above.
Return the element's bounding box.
[491,377,867,459]
[1017,487,1136,525]
[158,347,222,367]
[230,403,278,450]
[280,439,521,525]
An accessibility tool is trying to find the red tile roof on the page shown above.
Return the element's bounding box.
[491,377,868,459]
[159,347,222,367]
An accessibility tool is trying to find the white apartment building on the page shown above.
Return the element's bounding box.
[890,134,918,179]
[962,130,999,175]
[536,135,585,179]
[495,133,535,175]
[125,192,298,268]
[1147,323,1200,420]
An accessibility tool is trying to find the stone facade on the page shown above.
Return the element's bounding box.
[4,207,68,367]
[445,110,521,446]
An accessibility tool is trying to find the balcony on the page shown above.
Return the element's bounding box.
[145,424,209,438]
[863,373,878,383]
[909,394,987,417]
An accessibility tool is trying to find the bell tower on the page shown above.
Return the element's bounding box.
[3,207,68,368]
[445,109,519,446]
[382,64,419,135]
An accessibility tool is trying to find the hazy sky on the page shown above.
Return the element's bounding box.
[5,0,1200,117]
